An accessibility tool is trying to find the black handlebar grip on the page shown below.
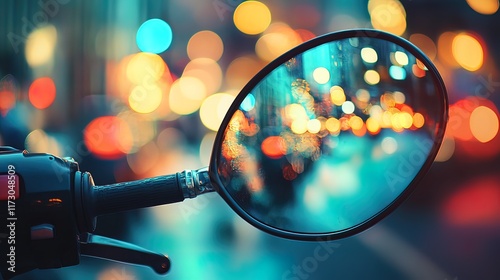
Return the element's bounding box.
[89,173,185,217]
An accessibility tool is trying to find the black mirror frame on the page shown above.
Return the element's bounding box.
[208,28,449,241]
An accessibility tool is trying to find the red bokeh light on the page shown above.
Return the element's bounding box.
[0,90,15,115]
[83,116,133,159]
[442,176,500,227]
[29,77,56,109]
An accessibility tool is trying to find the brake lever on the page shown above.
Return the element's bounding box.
[79,233,170,275]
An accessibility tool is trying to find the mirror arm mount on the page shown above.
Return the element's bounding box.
[179,167,215,199]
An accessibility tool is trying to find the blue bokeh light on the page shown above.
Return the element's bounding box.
[240,94,256,111]
[136,18,173,53]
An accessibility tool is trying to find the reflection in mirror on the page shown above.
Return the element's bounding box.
[216,35,446,235]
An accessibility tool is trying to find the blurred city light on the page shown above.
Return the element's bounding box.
[469,106,499,143]
[25,25,57,67]
[0,90,15,116]
[364,69,381,85]
[361,47,378,63]
[233,1,272,35]
[1,1,500,279]
[199,92,234,131]
[169,76,207,115]
[368,0,407,35]
[443,176,500,226]
[28,77,56,109]
[466,0,500,15]
[187,30,224,61]
[83,116,134,159]
[136,18,173,53]
[452,32,484,71]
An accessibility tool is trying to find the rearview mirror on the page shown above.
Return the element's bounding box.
[209,29,448,240]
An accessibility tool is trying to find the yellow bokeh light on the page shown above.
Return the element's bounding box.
[394,51,409,65]
[399,112,413,128]
[368,0,406,16]
[25,25,58,67]
[126,52,166,85]
[169,77,207,115]
[182,58,222,95]
[390,113,404,131]
[285,103,308,121]
[466,0,499,15]
[361,47,378,63]
[291,119,308,134]
[312,67,330,84]
[183,58,223,95]
[413,112,425,128]
[435,136,455,162]
[128,84,162,114]
[234,1,272,35]
[256,31,300,62]
[325,117,341,134]
[452,33,484,72]
[369,0,407,36]
[349,116,364,130]
[370,105,383,118]
[187,30,224,61]
[200,93,235,131]
[381,111,393,128]
[364,70,380,85]
[307,119,321,134]
[366,117,381,134]
[470,106,499,143]
[330,86,346,106]
[25,129,61,156]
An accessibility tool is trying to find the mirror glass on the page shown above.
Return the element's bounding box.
[214,33,446,236]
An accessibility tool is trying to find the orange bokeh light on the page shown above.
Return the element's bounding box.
[0,90,15,115]
[29,77,56,109]
[83,116,134,159]
[452,32,484,72]
[449,97,500,159]
[261,136,287,159]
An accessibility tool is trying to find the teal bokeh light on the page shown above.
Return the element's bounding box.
[136,18,173,53]
[240,94,256,111]
[389,65,407,80]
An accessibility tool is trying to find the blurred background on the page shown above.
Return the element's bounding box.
[1,0,499,279]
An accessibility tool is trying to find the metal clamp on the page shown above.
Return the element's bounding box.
[179,167,214,199]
